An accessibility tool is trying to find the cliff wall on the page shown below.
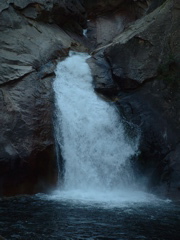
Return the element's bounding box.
[0,0,179,198]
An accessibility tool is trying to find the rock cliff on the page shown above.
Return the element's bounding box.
[0,0,179,198]
[0,0,87,195]
[90,0,180,198]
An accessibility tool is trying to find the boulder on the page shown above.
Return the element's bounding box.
[104,0,180,84]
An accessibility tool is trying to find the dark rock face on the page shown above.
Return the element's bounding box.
[116,78,180,197]
[104,0,180,84]
[85,0,151,49]
[0,0,86,32]
[0,0,87,196]
[0,71,56,195]
[91,0,180,198]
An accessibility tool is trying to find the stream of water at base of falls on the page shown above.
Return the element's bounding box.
[0,52,179,240]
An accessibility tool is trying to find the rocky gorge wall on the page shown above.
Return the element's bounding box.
[0,0,179,198]
[90,0,180,198]
[0,0,87,195]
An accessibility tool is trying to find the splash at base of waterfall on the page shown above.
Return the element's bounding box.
[46,189,162,207]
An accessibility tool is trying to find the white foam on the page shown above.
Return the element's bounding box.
[52,52,156,205]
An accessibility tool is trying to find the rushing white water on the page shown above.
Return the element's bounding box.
[53,52,156,203]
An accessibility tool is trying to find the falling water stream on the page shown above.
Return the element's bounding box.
[52,52,154,203]
[0,52,179,240]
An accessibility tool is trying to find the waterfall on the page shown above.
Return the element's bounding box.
[53,52,143,201]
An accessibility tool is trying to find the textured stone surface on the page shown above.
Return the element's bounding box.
[0,7,73,85]
[0,0,87,196]
[84,0,151,18]
[91,0,180,197]
[104,0,179,84]
[116,77,180,196]
[85,0,152,48]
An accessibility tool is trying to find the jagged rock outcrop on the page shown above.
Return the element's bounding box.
[104,0,179,84]
[90,0,180,197]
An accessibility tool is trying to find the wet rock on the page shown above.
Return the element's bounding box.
[104,0,179,84]
[0,69,57,195]
[116,77,180,196]
[91,0,180,197]
[85,0,151,48]
[87,50,114,87]
[0,0,87,196]
[0,4,85,85]
[0,0,86,34]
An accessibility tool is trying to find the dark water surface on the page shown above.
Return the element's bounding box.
[0,195,180,240]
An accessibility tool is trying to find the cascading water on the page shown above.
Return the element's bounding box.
[52,52,154,203]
